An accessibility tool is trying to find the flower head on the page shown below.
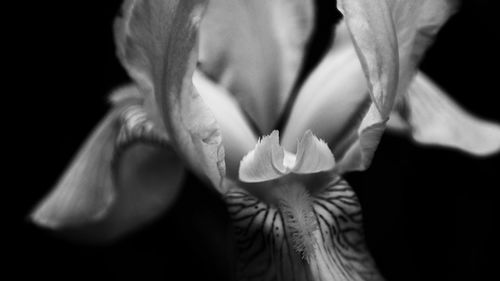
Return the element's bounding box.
[31,0,500,280]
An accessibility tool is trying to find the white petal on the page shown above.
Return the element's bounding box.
[281,22,370,154]
[194,71,258,178]
[335,105,387,173]
[115,0,226,191]
[199,0,314,133]
[32,109,120,230]
[337,0,399,117]
[32,88,185,241]
[388,72,500,156]
[239,131,286,183]
[335,0,456,172]
[393,0,458,93]
[293,130,336,174]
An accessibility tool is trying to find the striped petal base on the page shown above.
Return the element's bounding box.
[225,178,384,281]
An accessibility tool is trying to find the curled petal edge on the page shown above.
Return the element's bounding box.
[31,86,185,242]
[114,0,226,192]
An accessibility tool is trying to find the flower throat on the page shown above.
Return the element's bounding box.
[277,183,318,261]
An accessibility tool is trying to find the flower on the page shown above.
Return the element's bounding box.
[31,0,500,280]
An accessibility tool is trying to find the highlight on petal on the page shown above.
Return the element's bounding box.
[388,72,500,156]
[31,87,185,241]
[199,0,314,133]
[293,130,336,174]
[115,0,226,191]
[239,131,286,183]
[193,71,258,179]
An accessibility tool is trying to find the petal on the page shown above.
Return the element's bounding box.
[293,130,336,174]
[239,130,336,183]
[388,72,500,156]
[239,131,286,183]
[31,86,185,241]
[193,71,258,179]
[281,22,371,155]
[335,0,456,172]
[393,0,459,93]
[335,105,387,173]
[337,0,399,117]
[224,178,383,280]
[199,0,314,133]
[115,0,226,191]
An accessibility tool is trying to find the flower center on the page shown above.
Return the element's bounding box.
[237,129,337,259]
[276,182,318,260]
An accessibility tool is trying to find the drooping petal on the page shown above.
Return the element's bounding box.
[335,0,456,172]
[239,131,286,183]
[388,72,500,156]
[31,86,185,241]
[115,0,226,191]
[293,130,336,174]
[199,0,314,133]
[194,70,258,178]
[224,178,384,281]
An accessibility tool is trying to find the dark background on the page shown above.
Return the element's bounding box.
[12,0,498,280]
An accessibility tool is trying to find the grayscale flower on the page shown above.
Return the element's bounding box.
[31,0,500,280]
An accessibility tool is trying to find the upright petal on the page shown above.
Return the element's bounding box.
[31,86,185,241]
[335,0,456,172]
[388,72,500,156]
[194,70,258,179]
[337,0,399,117]
[281,22,371,155]
[199,0,314,133]
[115,0,226,191]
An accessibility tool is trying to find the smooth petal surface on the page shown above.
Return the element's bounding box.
[393,0,458,94]
[194,70,258,179]
[281,22,370,156]
[335,0,456,172]
[199,0,314,133]
[115,0,226,191]
[334,0,398,173]
[337,0,399,117]
[32,86,185,241]
[388,72,500,156]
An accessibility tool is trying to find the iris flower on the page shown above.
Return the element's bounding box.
[31,0,500,280]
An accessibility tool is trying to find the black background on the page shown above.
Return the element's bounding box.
[12,0,499,280]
